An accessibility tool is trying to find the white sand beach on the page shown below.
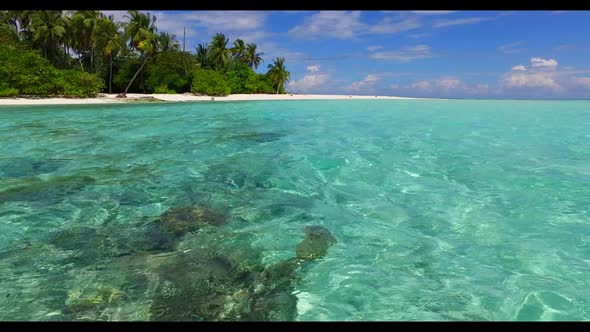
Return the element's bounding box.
[0,93,420,106]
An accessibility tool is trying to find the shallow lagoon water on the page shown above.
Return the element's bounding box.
[0,99,589,321]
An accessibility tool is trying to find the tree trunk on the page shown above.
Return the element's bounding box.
[78,54,84,71]
[140,65,144,93]
[123,55,149,95]
[109,54,113,94]
[276,84,279,94]
[182,27,192,92]
[90,46,94,73]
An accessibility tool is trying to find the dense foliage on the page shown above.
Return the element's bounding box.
[226,62,259,94]
[0,44,103,97]
[145,50,196,94]
[191,68,231,96]
[0,10,291,97]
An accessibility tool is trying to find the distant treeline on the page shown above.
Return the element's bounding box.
[0,10,291,97]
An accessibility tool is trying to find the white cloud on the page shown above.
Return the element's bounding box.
[387,59,590,98]
[367,17,421,34]
[288,73,330,92]
[181,11,268,32]
[348,75,379,91]
[367,45,383,52]
[436,77,467,91]
[473,84,490,93]
[151,11,198,39]
[530,57,558,68]
[571,77,590,90]
[498,41,524,54]
[289,11,367,39]
[369,45,433,62]
[502,72,561,91]
[411,80,431,90]
[306,64,320,72]
[433,17,493,28]
[500,58,590,96]
[258,42,306,64]
[404,77,473,94]
[288,64,330,92]
[289,11,422,40]
[409,32,431,39]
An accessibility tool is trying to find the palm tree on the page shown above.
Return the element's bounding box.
[207,33,231,70]
[156,32,180,52]
[68,12,85,70]
[93,16,124,93]
[15,10,33,44]
[195,43,209,68]
[30,11,66,60]
[244,43,264,70]
[0,10,32,44]
[121,10,157,95]
[230,38,246,62]
[70,11,100,72]
[0,11,20,43]
[0,11,18,32]
[266,57,290,94]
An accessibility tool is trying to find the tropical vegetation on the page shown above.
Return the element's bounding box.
[0,10,291,97]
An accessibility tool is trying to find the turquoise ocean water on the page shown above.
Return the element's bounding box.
[0,99,589,321]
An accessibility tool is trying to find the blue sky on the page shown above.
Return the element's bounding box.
[104,10,590,99]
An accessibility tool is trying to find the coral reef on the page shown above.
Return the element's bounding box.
[158,205,227,235]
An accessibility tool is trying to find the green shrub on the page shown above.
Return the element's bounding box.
[255,74,276,94]
[154,85,176,94]
[0,86,18,97]
[226,62,258,94]
[145,50,196,93]
[191,68,230,96]
[58,70,105,97]
[0,44,59,95]
[0,44,103,97]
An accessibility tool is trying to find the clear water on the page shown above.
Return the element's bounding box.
[0,99,589,321]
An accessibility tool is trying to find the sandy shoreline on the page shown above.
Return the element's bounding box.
[0,93,422,106]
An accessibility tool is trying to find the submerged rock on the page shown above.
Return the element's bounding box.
[124,223,178,253]
[159,205,226,235]
[48,223,177,264]
[49,227,100,251]
[148,224,336,321]
[64,285,124,314]
[257,258,302,293]
[42,207,336,321]
[296,226,337,261]
[148,248,239,321]
[251,289,298,321]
